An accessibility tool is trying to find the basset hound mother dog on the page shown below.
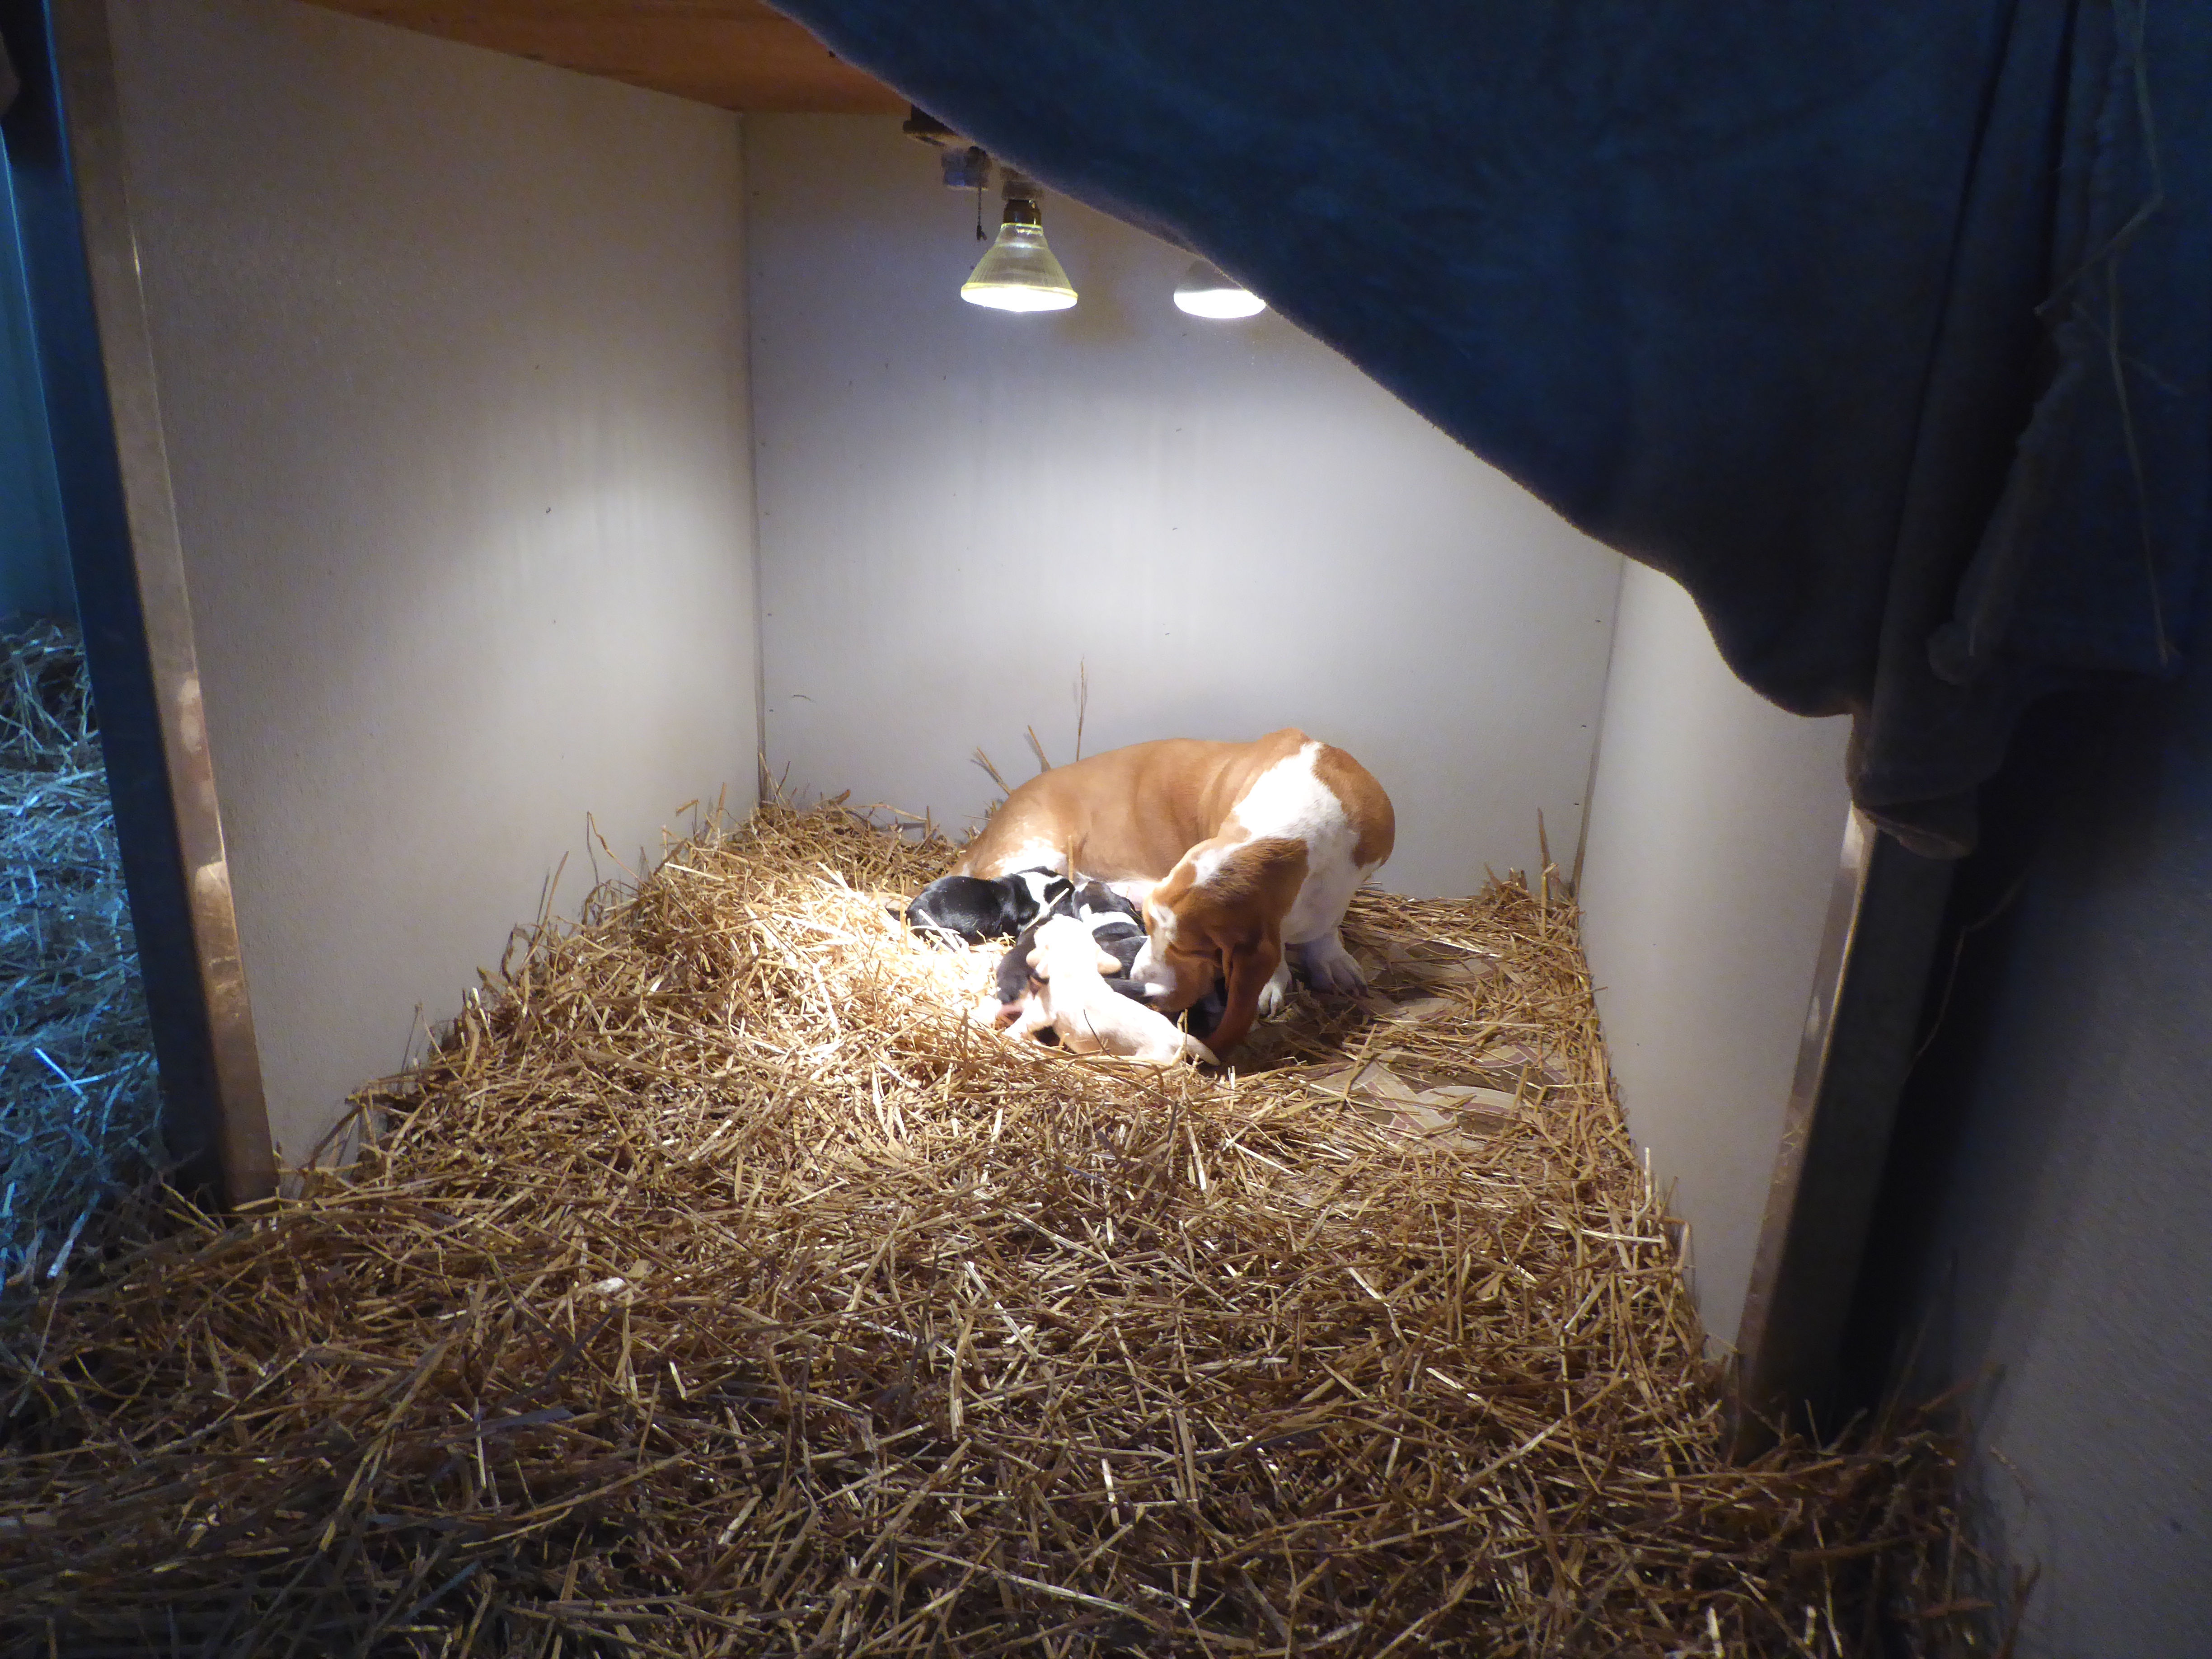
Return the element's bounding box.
[953,729,1394,1058]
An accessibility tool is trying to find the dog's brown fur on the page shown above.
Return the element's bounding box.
[953,731,1393,1058]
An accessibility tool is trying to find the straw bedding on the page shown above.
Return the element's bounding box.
[0,801,1981,1656]
[0,623,161,1287]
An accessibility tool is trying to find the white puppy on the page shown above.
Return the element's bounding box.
[1002,915,1218,1068]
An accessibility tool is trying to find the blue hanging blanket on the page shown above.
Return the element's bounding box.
[771,0,2210,853]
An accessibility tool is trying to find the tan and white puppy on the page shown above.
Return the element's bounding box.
[1001,915,1219,1066]
[955,729,1394,1057]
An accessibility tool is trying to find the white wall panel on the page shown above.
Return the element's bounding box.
[1577,562,1852,1340]
[107,0,757,1164]
[747,117,1622,896]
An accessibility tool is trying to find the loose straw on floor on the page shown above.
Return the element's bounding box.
[0,623,161,1290]
[0,801,1983,1657]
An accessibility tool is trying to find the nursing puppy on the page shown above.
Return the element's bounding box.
[906,867,1069,946]
[993,881,1228,1045]
[1002,915,1219,1068]
[956,730,1393,1056]
[992,881,1140,1011]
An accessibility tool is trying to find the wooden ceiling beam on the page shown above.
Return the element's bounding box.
[302,1,905,113]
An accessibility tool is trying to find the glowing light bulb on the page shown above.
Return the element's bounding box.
[1173,258,1265,319]
[962,200,1077,312]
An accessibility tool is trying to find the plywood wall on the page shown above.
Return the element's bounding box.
[105,0,759,1163]
[1576,562,1852,1340]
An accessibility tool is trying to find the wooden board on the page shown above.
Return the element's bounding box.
[304,1,905,112]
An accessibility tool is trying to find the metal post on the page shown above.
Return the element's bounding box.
[1,0,273,1206]
[1732,809,1952,1451]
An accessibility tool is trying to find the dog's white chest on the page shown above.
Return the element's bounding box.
[1220,743,1370,945]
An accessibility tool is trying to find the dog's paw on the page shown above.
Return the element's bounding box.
[1294,935,1368,995]
[1257,956,1295,1017]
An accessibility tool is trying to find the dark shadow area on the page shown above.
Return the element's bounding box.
[1835,675,2139,1416]
[1836,559,2212,1649]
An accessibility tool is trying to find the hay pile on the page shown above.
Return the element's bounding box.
[0,622,161,1287]
[0,803,1979,1656]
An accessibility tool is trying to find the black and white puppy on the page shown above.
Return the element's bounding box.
[907,867,1070,947]
[994,881,1228,1045]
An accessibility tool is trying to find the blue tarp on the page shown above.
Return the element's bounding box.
[770,0,2209,854]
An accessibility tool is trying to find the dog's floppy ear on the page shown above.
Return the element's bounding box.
[1202,926,1280,1059]
[1179,836,1306,1057]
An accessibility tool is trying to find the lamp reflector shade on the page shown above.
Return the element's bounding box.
[962,222,1077,312]
[1173,258,1265,319]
